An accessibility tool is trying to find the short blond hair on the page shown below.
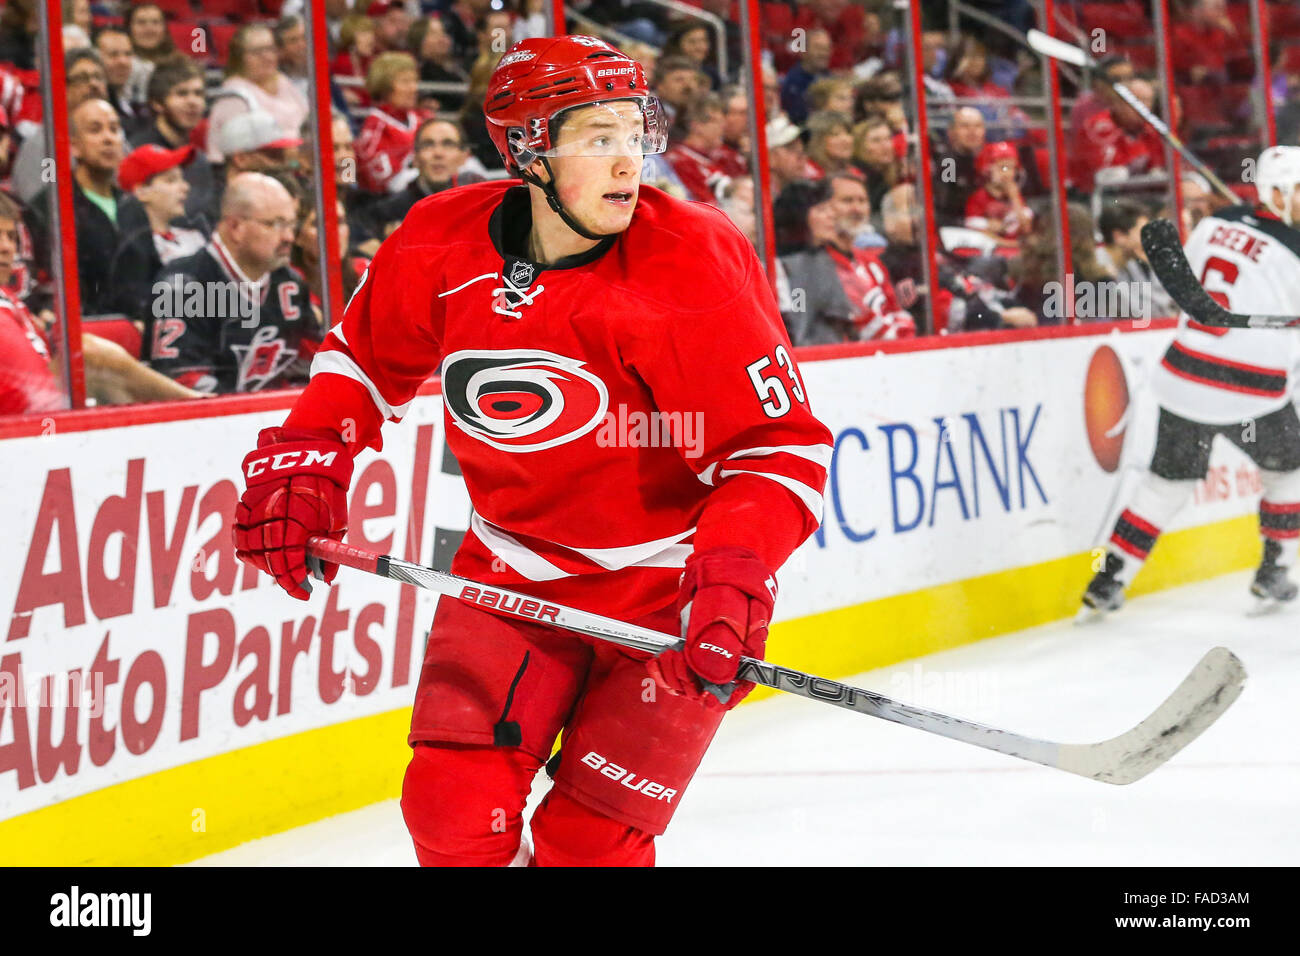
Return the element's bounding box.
[339,13,375,52]
[366,51,418,102]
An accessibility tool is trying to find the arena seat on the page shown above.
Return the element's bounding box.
[208,23,240,65]
[82,315,144,360]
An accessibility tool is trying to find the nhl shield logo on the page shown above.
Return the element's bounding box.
[509,259,536,287]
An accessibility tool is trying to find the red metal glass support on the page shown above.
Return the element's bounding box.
[307,0,343,327]
[741,0,775,286]
[1252,0,1277,147]
[1042,0,1074,322]
[42,0,86,409]
[1153,0,1187,240]
[906,0,938,333]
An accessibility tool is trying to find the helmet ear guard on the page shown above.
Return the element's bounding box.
[506,127,538,170]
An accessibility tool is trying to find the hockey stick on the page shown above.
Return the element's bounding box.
[1025,29,1238,202]
[1141,217,1300,328]
[305,535,1246,785]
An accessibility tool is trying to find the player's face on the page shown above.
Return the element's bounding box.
[543,103,645,236]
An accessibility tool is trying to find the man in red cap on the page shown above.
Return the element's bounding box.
[107,143,208,324]
[232,35,831,866]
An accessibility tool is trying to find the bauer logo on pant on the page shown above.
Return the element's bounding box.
[580,752,677,802]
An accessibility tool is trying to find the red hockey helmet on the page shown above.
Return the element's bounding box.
[484,35,666,172]
[976,140,1018,177]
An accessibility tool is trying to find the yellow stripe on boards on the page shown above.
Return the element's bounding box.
[0,515,1261,865]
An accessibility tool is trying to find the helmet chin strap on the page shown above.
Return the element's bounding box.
[519,156,619,244]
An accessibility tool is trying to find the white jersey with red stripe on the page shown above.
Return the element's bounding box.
[285,180,833,620]
[1150,205,1300,425]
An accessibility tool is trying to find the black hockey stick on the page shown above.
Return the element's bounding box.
[1141,218,1300,329]
[305,536,1246,785]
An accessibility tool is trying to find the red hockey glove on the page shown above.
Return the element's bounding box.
[647,546,777,711]
[232,426,352,601]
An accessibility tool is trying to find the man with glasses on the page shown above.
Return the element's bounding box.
[365,117,481,238]
[149,172,315,393]
[11,49,108,203]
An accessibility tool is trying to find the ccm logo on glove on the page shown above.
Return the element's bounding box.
[698,642,735,659]
[245,448,340,477]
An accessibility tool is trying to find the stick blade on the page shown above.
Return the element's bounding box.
[1058,647,1247,785]
[1026,28,1090,66]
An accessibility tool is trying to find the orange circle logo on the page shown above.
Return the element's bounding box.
[1083,345,1129,472]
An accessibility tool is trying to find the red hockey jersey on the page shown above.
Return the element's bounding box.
[355,104,430,195]
[286,181,833,619]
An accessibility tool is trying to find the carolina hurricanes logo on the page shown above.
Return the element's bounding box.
[442,349,609,452]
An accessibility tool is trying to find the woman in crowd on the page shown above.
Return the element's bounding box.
[355,51,429,194]
[805,110,860,180]
[663,21,719,89]
[332,12,378,109]
[207,22,310,164]
[852,114,901,212]
[291,197,368,334]
[408,16,468,114]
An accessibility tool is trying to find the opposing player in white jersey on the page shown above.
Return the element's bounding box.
[1084,146,1300,612]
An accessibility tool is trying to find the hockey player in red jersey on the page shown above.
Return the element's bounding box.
[1083,146,1300,614]
[232,35,832,866]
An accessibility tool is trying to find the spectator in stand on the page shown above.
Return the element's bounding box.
[26,99,149,316]
[851,114,900,214]
[333,12,378,110]
[878,181,1037,333]
[1181,170,1214,232]
[1095,198,1175,319]
[292,197,368,322]
[712,85,749,177]
[133,57,217,227]
[1070,76,1165,194]
[809,174,913,341]
[780,28,832,125]
[365,117,481,240]
[931,106,985,224]
[356,51,430,195]
[825,171,884,249]
[65,0,92,41]
[148,173,317,394]
[794,0,877,72]
[214,111,305,208]
[944,36,1006,99]
[207,23,311,165]
[478,7,516,61]
[719,175,756,247]
[95,27,148,140]
[460,48,504,170]
[513,0,548,45]
[807,78,856,122]
[125,3,177,72]
[444,0,490,63]
[107,143,207,330]
[0,192,62,414]
[653,56,706,134]
[0,0,38,71]
[1172,0,1234,85]
[274,15,311,101]
[11,48,108,203]
[664,92,728,205]
[1010,202,1111,323]
[761,63,783,122]
[311,110,383,257]
[1068,55,1133,140]
[965,141,1032,254]
[805,110,860,180]
[767,114,809,197]
[920,29,955,102]
[369,0,414,54]
[0,105,13,188]
[2,190,202,411]
[855,73,907,133]
[663,21,718,90]
[409,16,469,114]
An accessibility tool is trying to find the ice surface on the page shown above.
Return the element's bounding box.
[191,571,1299,866]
